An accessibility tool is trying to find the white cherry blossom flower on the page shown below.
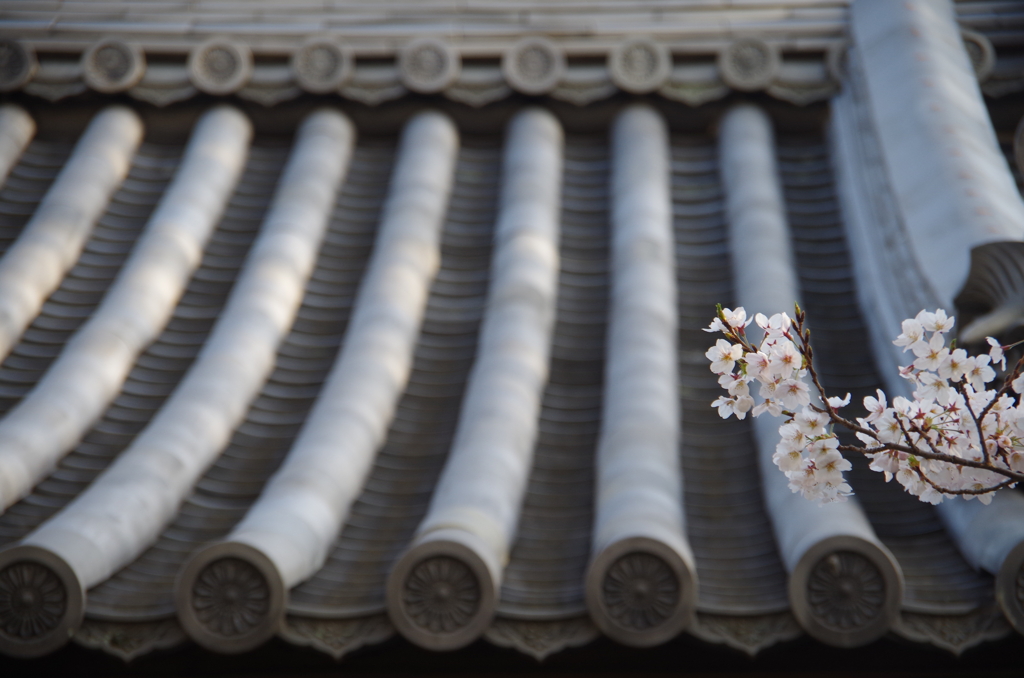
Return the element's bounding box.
[915,371,951,406]
[718,372,749,397]
[863,390,887,422]
[868,450,900,482]
[752,399,783,417]
[712,394,753,420]
[769,340,802,380]
[815,448,851,477]
[987,337,1006,370]
[706,339,743,375]
[773,445,804,473]
[733,395,754,418]
[758,376,780,401]
[808,435,840,458]
[966,354,996,391]
[826,393,851,409]
[938,348,969,381]
[919,485,944,505]
[755,312,792,339]
[895,467,924,496]
[743,351,770,381]
[855,423,877,446]
[711,395,737,419]
[795,409,828,437]
[874,414,903,444]
[778,379,811,409]
[911,332,949,372]
[894,318,924,350]
[721,307,752,329]
[919,309,954,333]
[703,317,727,333]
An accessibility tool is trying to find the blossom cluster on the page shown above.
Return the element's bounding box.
[706,306,1024,505]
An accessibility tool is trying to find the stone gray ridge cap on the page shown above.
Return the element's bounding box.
[0,2,863,110]
[0,106,248,515]
[0,105,35,188]
[13,108,351,654]
[387,107,563,651]
[834,0,1024,636]
[5,1,1017,108]
[719,102,902,647]
[6,2,852,42]
[584,104,695,648]
[179,110,456,653]
[850,0,1024,308]
[832,43,997,619]
[0,105,139,391]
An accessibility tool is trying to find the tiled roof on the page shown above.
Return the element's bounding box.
[0,0,1022,665]
[0,1,1021,110]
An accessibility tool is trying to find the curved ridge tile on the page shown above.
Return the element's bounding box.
[387,109,562,651]
[0,107,250,514]
[1003,122,1022,195]
[0,110,350,658]
[286,140,498,624]
[833,0,1018,626]
[0,143,280,555]
[851,0,1024,315]
[498,135,607,622]
[177,111,455,653]
[0,106,141,370]
[0,140,71,258]
[778,137,993,618]
[0,106,35,189]
[585,106,696,648]
[721,104,901,648]
[672,135,789,617]
[0,142,176,421]
[837,0,1024,378]
[86,141,391,625]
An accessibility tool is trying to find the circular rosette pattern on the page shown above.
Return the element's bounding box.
[292,39,352,93]
[191,557,271,638]
[402,556,481,634]
[188,39,253,95]
[718,38,779,91]
[502,37,565,95]
[0,562,66,641]
[0,41,37,92]
[585,539,695,647]
[0,546,83,658]
[176,542,286,653]
[83,40,145,92]
[806,551,885,632]
[399,38,460,94]
[608,38,670,94]
[601,552,680,631]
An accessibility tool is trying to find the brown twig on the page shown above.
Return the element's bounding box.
[913,465,1015,497]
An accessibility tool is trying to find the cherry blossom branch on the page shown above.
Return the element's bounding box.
[914,465,1016,497]
[706,304,1024,505]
